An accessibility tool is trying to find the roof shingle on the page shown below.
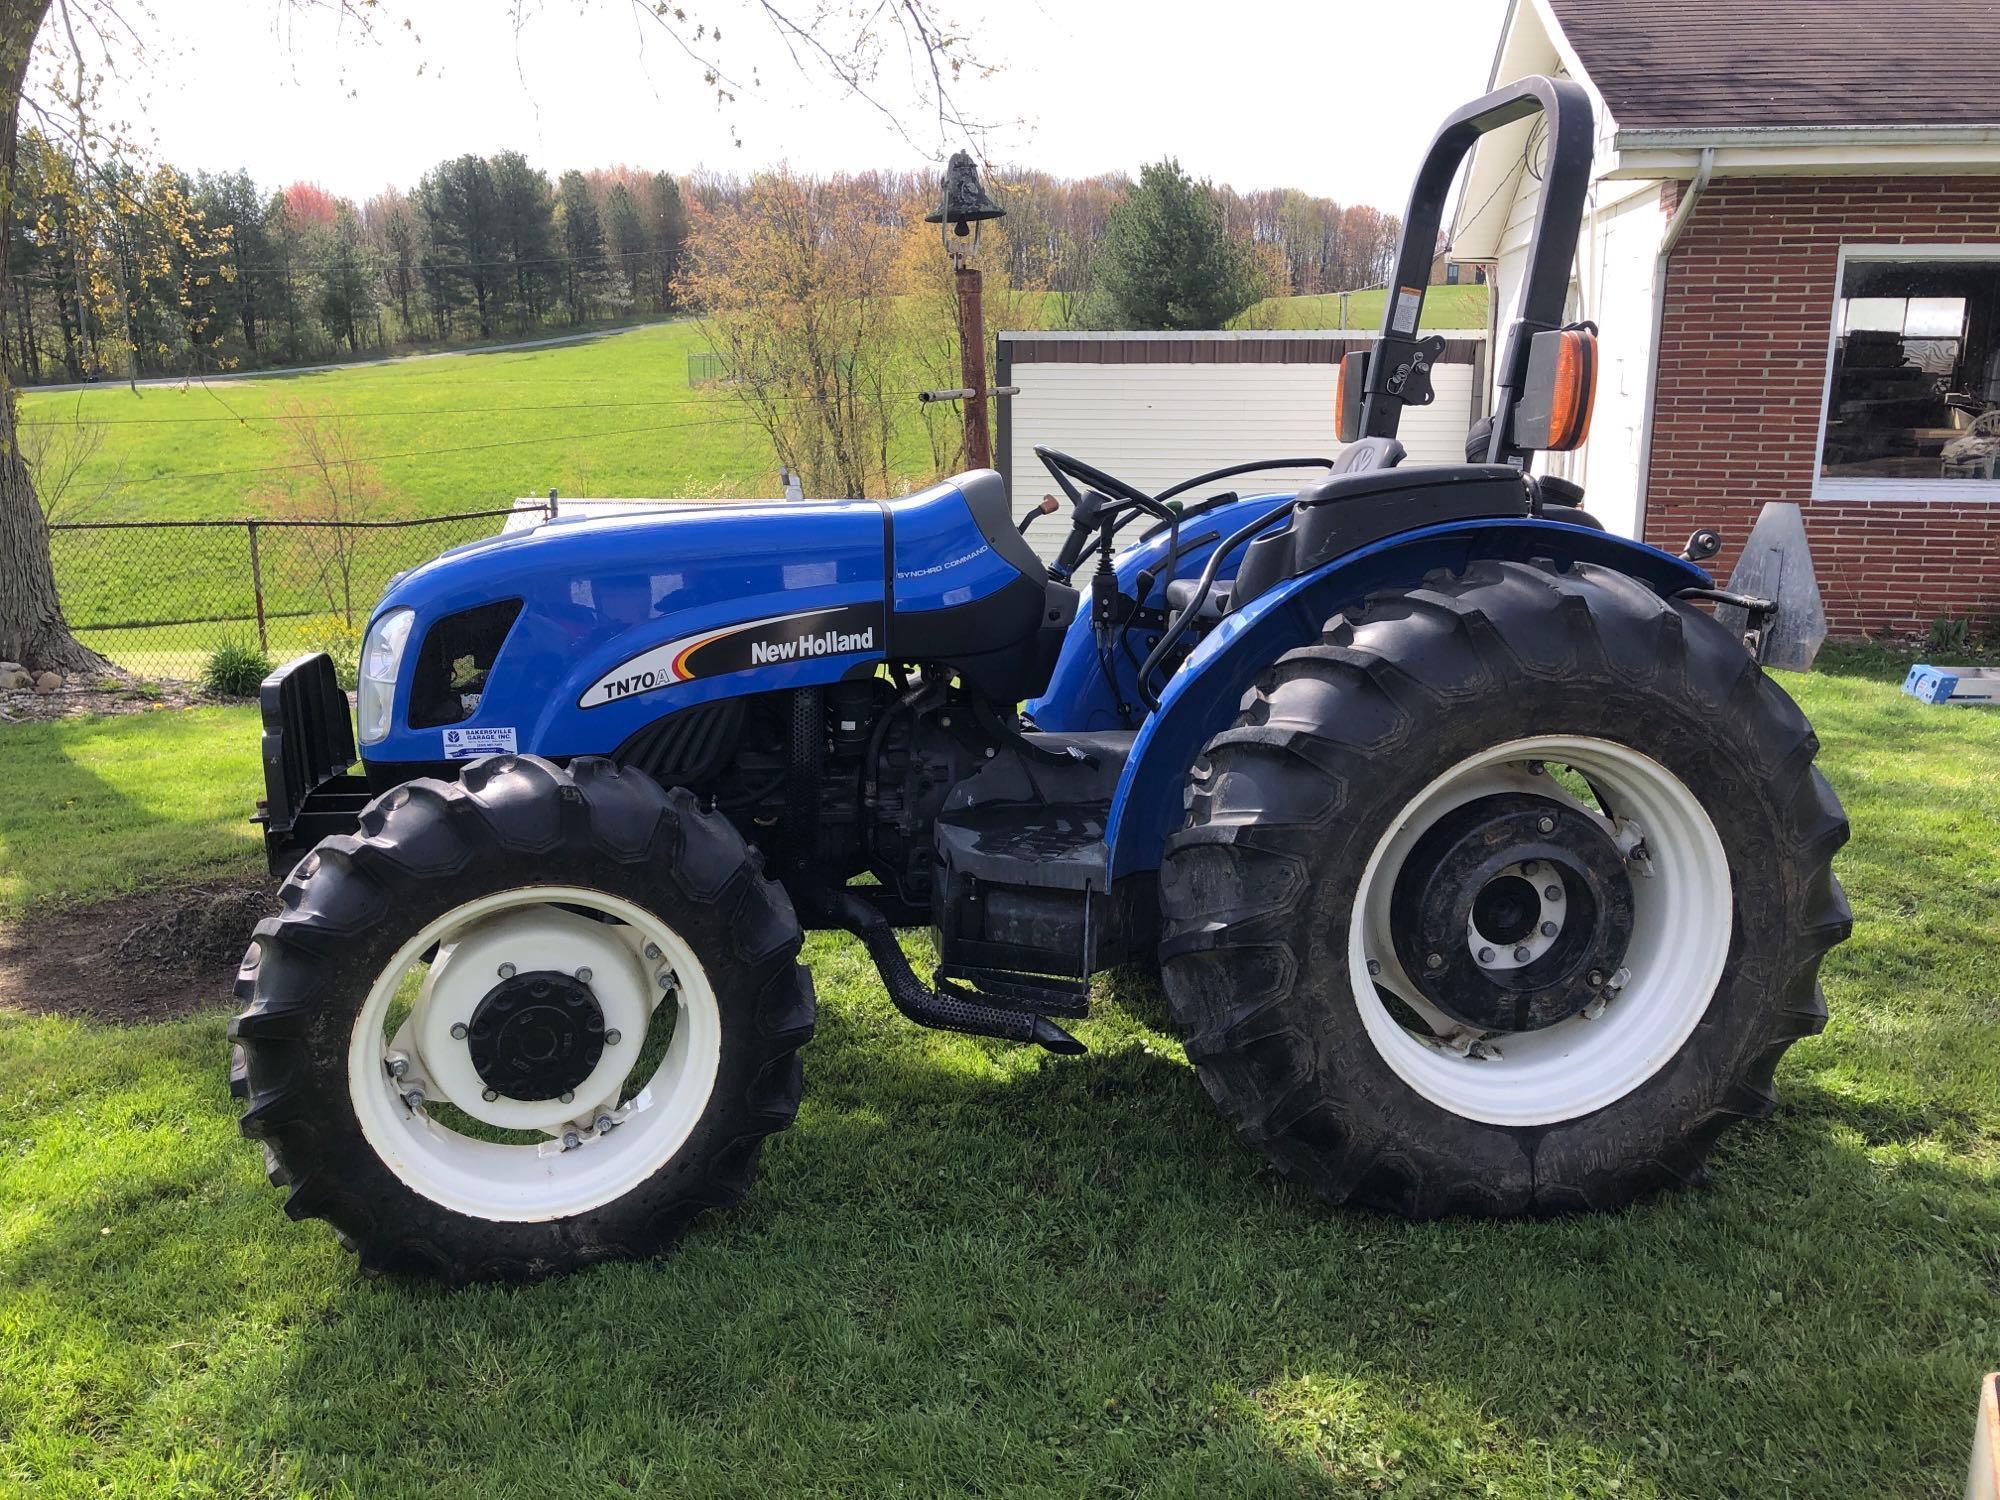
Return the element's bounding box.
[1545,0,2000,131]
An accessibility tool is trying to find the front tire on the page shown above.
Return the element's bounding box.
[228,755,814,1281]
[1159,559,1850,1217]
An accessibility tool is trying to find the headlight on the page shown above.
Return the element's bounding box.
[356,607,415,746]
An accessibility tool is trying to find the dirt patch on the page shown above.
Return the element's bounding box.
[0,676,224,724]
[0,879,278,1023]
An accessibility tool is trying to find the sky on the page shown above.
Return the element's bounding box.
[97,0,1506,211]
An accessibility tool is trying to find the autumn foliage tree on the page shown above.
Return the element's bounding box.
[680,171,907,499]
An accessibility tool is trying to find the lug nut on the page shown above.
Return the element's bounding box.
[1587,969,1605,987]
[643,943,662,961]
[1365,958,1382,977]
[1513,945,1532,963]
[403,1086,425,1107]
[1521,860,1539,876]
[1541,921,1558,937]
[655,968,676,989]
[575,966,593,983]
[1537,815,1556,834]
[1425,952,1445,971]
[562,1130,581,1151]
[450,1022,469,1040]
[604,1028,623,1046]
[386,1055,408,1078]
[1476,946,1495,965]
[560,1089,575,1104]
[594,1114,615,1133]
[482,1087,499,1102]
[1544,885,1562,902]
[497,962,516,979]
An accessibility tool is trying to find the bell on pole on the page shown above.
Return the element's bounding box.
[925,151,1004,250]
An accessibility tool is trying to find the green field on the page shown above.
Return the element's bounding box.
[0,651,1996,1495]
[1231,284,1491,332]
[23,322,834,677]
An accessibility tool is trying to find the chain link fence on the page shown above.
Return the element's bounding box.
[49,504,552,681]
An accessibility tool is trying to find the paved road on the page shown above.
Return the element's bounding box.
[22,324,657,395]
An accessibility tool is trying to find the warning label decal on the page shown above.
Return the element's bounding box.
[1390,284,1424,335]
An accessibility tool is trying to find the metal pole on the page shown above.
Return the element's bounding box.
[247,520,269,653]
[955,260,992,471]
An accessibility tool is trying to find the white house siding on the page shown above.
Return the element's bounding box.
[1002,347,1483,557]
[1569,182,1668,537]
[1487,166,1666,538]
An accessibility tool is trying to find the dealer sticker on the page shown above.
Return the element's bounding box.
[442,725,518,759]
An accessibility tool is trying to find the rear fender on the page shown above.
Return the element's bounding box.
[1102,518,1710,881]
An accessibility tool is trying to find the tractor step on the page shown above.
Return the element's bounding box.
[935,964,1092,1018]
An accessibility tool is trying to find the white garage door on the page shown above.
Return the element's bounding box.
[1001,333,1486,557]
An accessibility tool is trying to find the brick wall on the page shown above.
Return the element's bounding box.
[1644,175,2000,637]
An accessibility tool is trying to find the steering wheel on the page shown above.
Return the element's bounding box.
[1033,445,1166,580]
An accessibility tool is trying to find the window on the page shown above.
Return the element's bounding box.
[1445,262,1461,285]
[1817,248,2000,498]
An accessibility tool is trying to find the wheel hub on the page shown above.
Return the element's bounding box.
[1390,792,1634,1033]
[466,970,607,1101]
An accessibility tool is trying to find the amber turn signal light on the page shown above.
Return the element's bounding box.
[1515,328,1597,452]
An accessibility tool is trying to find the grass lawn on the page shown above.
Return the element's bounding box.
[1231,284,1491,332]
[24,321,829,677]
[0,650,1995,1495]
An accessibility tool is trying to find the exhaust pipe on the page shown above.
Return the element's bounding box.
[800,885,1085,1055]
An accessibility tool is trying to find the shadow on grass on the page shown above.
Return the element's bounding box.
[4,972,1994,1497]
[0,707,264,915]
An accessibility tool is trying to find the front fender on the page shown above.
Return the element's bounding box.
[1102,518,1711,881]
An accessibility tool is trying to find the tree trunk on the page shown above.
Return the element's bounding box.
[0,0,105,674]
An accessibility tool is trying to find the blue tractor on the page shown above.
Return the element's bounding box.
[230,79,1850,1281]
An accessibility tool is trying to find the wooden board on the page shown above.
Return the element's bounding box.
[1970,1373,1999,1500]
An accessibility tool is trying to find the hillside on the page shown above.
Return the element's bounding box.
[1230,284,1490,332]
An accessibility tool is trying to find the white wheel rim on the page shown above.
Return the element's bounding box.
[348,885,723,1222]
[1348,735,1731,1127]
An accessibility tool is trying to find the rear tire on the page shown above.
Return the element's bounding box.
[228,755,814,1281]
[1159,559,1850,1216]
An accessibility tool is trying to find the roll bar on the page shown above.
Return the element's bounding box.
[1357,75,1594,466]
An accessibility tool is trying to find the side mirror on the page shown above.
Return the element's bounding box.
[1335,350,1370,444]
[1514,328,1597,451]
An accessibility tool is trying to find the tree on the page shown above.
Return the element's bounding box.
[197,170,277,362]
[363,188,417,334]
[1089,159,1266,331]
[603,181,644,308]
[639,171,687,312]
[0,0,105,672]
[313,203,376,352]
[418,154,501,338]
[554,169,604,325]
[681,171,903,499]
[490,151,555,330]
[254,399,384,625]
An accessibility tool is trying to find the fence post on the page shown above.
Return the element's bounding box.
[247,520,269,654]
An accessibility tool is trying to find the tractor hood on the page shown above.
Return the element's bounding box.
[362,472,1036,768]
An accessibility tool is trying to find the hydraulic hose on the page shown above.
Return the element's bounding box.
[1134,505,1295,712]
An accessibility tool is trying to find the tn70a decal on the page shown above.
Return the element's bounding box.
[578,603,884,708]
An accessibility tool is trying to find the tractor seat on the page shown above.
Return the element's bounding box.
[1224,439,1408,610]
[1163,441,1409,624]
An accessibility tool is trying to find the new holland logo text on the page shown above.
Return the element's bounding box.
[579,603,884,709]
[751,624,874,665]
